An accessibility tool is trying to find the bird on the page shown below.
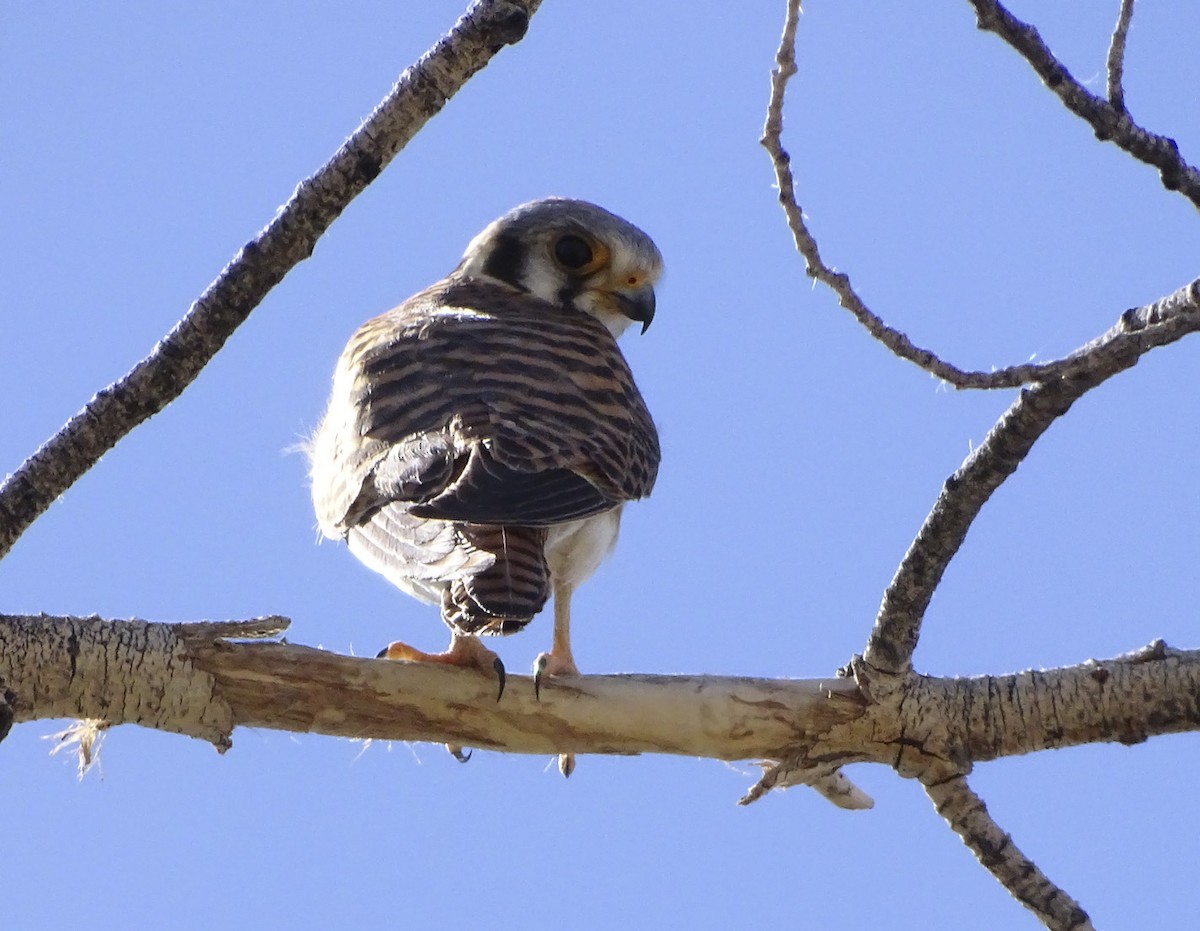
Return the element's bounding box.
[308,198,662,770]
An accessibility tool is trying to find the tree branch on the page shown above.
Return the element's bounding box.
[926,774,1094,931]
[763,0,1200,390]
[862,276,1200,674]
[1106,0,1136,113]
[0,613,285,748]
[6,615,1200,815]
[741,639,1200,808]
[968,0,1200,209]
[0,0,543,563]
[0,613,866,761]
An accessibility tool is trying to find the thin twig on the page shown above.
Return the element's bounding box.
[926,775,1095,930]
[0,0,543,562]
[862,277,1200,673]
[1106,0,1136,112]
[761,0,1172,390]
[762,0,979,387]
[970,0,1200,208]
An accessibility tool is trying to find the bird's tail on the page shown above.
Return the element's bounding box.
[443,524,549,635]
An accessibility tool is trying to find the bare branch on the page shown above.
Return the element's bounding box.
[0,613,287,748]
[0,614,867,761]
[862,276,1200,673]
[897,639,1200,764]
[744,639,1200,810]
[9,614,1200,821]
[926,775,1094,931]
[761,0,1191,389]
[761,0,985,387]
[0,0,543,563]
[969,0,1200,209]
[1106,0,1136,112]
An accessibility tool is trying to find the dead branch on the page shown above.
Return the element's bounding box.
[763,0,1200,391]
[968,0,1200,208]
[863,277,1200,674]
[765,4,1200,922]
[0,613,865,764]
[0,0,543,563]
[1106,0,1136,113]
[926,775,1094,931]
[5,615,1199,816]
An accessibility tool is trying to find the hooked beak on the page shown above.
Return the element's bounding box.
[614,284,656,334]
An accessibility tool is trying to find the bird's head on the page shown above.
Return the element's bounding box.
[457,197,662,337]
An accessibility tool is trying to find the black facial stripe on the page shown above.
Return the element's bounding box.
[556,283,581,310]
[481,232,527,290]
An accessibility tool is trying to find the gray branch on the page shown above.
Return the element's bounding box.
[0,613,865,764]
[762,0,1190,390]
[1106,0,1136,112]
[926,775,1094,931]
[862,277,1200,674]
[0,0,543,563]
[969,0,1200,208]
[764,4,1199,923]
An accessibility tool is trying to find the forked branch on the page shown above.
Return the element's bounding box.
[765,2,1200,925]
[864,276,1200,673]
[6,615,1200,813]
[969,0,1200,208]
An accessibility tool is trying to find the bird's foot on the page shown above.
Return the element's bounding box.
[532,650,579,701]
[378,635,506,701]
[533,649,580,778]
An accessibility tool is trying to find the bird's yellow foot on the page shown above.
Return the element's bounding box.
[378,635,506,701]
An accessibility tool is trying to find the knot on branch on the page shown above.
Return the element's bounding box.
[482,1,531,48]
[847,653,906,704]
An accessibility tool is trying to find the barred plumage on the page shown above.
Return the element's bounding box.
[309,198,662,719]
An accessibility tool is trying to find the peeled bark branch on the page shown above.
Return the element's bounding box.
[0,614,865,763]
[5,616,1198,803]
[0,0,543,563]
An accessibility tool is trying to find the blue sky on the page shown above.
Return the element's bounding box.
[2,3,1198,928]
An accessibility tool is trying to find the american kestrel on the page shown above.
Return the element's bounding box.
[309,198,662,744]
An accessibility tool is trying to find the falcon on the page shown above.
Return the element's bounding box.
[309,198,662,738]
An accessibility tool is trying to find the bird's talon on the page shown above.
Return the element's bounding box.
[533,654,549,701]
[448,745,472,763]
[558,753,576,778]
[493,657,507,702]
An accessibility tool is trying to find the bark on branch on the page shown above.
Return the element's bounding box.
[968,0,1200,209]
[764,3,1199,921]
[0,0,543,563]
[926,775,1094,931]
[864,277,1200,675]
[5,615,1198,808]
[763,0,1200,390]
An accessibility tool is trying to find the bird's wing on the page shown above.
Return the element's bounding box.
[322,277,659,532]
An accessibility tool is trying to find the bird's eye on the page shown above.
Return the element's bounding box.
[554,234,593,270]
